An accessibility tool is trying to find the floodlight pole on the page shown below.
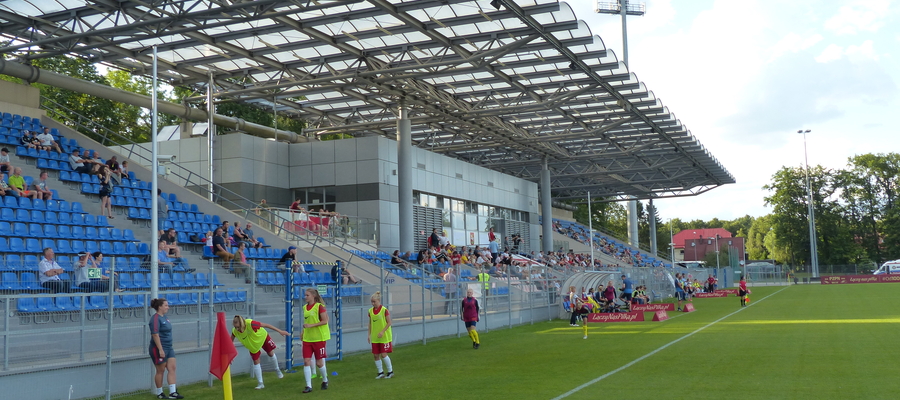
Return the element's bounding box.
[715,234,720,269]
[150,46,159,299]
[207,72,215,203]
[799,129,819,278]
[588,191,595,271]
[669,219,675,266]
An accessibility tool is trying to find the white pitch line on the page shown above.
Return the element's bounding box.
[552,286,790,400]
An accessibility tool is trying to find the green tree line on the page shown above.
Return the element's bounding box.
[572,153,900,268]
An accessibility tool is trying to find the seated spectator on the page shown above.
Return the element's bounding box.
[0,173,12,196]
[69,149,99,174]
[390,250,406,269]
[106,156,122,183]
[21,130,40,149]
[160,228,182,258]
[120,160,129,178]
[0,147,11,175]
[332,264,361,285]
[450,250,461,267]
[74,252,114,292]
[212,228,234,269]
[8,168,37,199]
[32,171,53,200]
[37,127,62,153]
[156,241,194,273]
[232,223,258,249]
[232,242,251,278]
[242,222,263,249]
[39,248,71,293]
[278,246,300,272]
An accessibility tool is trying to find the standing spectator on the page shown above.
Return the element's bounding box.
[8,168,36,199]
[450,250,461,268]
[254,199,273,230]
[368,291,394,379]
[674,272,687,312]
[619,274,634,304]
[157,189,168,236]
[98,166,114,219]
[300,288,330,393]
[37,127,62,153]
[488,238,499,264]
[38,248,70,293]
[149,298,183,399]
[461,288,481,349]
[32,171,53,200]
[476,268,491,293]
[212,228,234,269]
[488,227,496,243]
[106,156,122,183]
[443,267,458,315]
[429,228,440,249]
[706,274,718,293]
[0,147,12,175]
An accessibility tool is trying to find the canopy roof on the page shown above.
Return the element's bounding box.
[0,0,735,201]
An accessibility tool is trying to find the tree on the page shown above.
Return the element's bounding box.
[747,215,773,260]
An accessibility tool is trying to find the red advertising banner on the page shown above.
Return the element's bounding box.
[693,292,728,298]
[631,303,675,312]
[683,303,696,312]
[652,311,669,321]
[587,311,645,323]
[821,275,900,285]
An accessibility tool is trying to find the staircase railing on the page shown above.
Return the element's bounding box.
[40,97,389,281]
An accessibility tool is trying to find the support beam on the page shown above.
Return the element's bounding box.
[648,198,657,256]
[627,198,639,247]
[397,105,414,253]
[541,158,553,254]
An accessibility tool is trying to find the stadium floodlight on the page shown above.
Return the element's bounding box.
[798,129,819,279]
[595,0,646,67]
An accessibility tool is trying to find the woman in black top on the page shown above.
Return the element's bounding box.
[98,166,114,219]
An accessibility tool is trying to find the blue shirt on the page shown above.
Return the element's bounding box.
[623,278,634,294]
[489,241,499,253]
[149,313,173,347]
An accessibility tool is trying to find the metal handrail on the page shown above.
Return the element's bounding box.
[39,97,389,281]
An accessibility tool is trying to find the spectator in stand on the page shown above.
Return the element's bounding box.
[488,237,499,264]
[390,250,406,269]
[8,167,37,199]
[74,251,116,292]
[488,227,496,243]
[157,189,168,236]
[32,171,53,200]
[97,166,114,219]
[69,149,99,175]
[155,241,176,273]
[21,130,39,149]
[106,156,122,183]
[0,147,11,175]
[242,222,263,249]
[429,228,440,249]
[279,246,299,272]
[39,248,71,293]
[120,160,129,178]
[450,250,461,268]
[337,265,361,285]
[443,267,458,315]
[37,127,62,153]
[212,227,234,270]
[0,173,12,196]
[254,199,273,230]
[232,242,251,279]
[438,230,450,247]
[233,223,261,249]
[160,228,183,258]
[416,249,429,273]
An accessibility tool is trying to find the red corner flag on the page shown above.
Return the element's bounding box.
[210,312,238,380]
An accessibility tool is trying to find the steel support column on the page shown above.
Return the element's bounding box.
[627,198,639,247]
[540,158,553,254]
[397,105,414,252]
[648,198,657,256]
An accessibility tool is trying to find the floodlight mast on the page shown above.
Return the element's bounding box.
[595,0,646,67]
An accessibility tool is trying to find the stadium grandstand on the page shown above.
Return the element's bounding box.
[0,0,733,398]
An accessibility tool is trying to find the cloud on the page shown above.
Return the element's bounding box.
[769,33,824,62]
[718,51,897,146]
[815,44,844,62]
[823,0,891,35]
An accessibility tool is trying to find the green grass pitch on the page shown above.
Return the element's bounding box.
[125,284,900,399]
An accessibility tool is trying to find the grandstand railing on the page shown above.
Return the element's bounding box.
[41,97,389,283]
[229,207,378,247]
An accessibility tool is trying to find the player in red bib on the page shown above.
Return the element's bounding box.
[461,288,481,349]
[738,276,751,307]
[368,291,394,379]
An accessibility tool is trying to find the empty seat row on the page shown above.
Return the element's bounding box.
[0,222,136,241]
[0,209,105,226]
[0,238,149,259]
[0,198,80,212]
[15,290,246,314]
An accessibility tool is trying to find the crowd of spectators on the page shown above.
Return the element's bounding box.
[551,219,656,267]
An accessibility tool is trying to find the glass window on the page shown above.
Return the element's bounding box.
[465,214,477,232]
[442,210,451,228]
[412,192,420,205]
[451,199,464,212]
[452,212,464,230]
[478,205,488,216]
[443,197,451,210]
[478,216,489,232]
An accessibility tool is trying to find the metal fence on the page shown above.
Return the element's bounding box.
[232,207,379,247]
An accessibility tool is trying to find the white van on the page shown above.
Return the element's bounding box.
[873,260,900,275]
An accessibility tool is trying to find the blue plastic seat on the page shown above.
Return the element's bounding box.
[171,273,187,288]
[20,272,44,291]
[56,225,72,241]
[58,212,72,225]
[85,241,99,254]
[132,273,149,289]
[56,240,72,254]
[85,226,99,240]
[15,209,30,222]
[88,296,108,310]
[195,272,210,287]
[44,211,59,225]
[25,238,41,253]
[158,273,173,289]
[98,228,111,241]
[183,273,199,288]
[71,240,85,254]
[32,198,46,210]
[55,296,79,311]
[0,208,14,221]
[99,241,114,255]
[111,241,125,255]
[16,298,39,313]
[0,272,24,291]
[71,214,84,225]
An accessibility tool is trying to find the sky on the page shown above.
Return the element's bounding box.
[568,0,900,223]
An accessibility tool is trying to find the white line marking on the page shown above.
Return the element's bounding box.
[552,286,790,400]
